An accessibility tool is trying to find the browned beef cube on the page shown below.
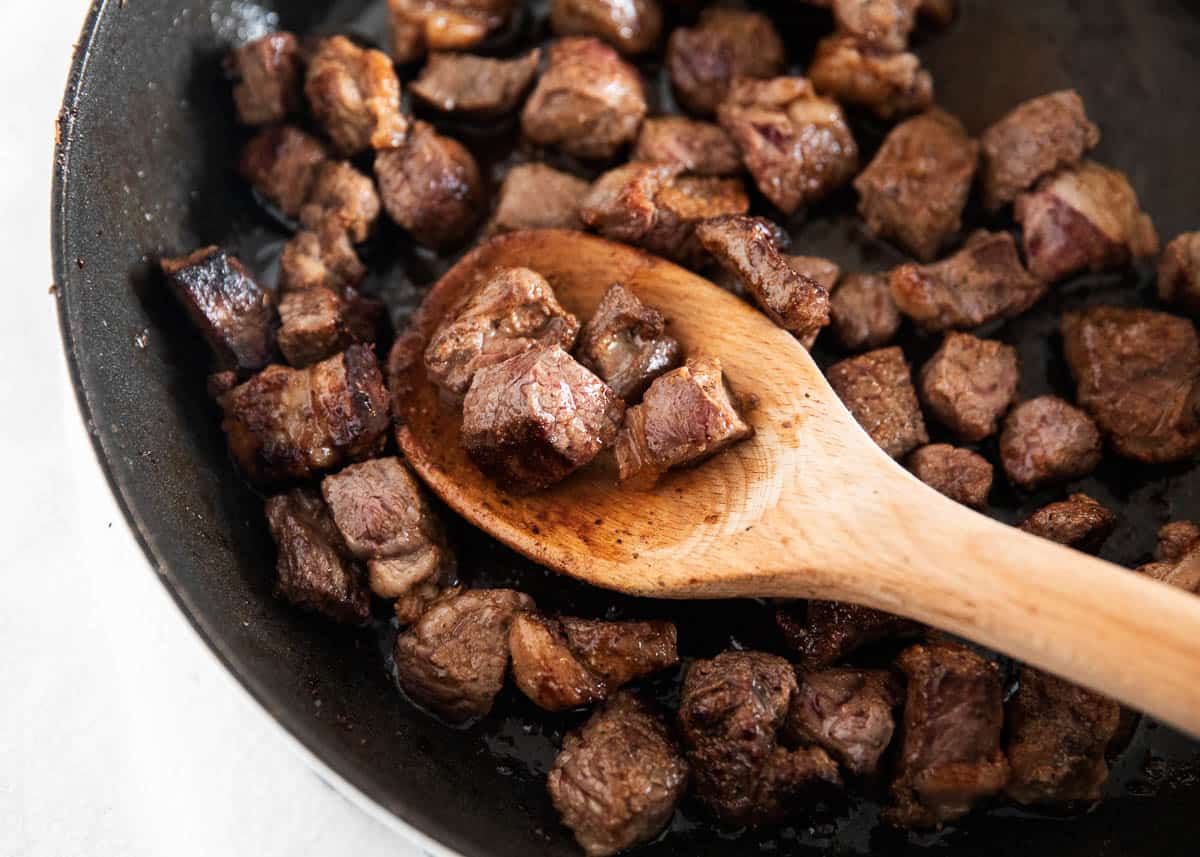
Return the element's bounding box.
[488,164,591,235]
[1158,232,1200,317]
[521,37,647,160]
[160,247,276,373]
[1062,307,1200,463]
[918,332,1019,441]
[226,32,303,125]
[549,691,688,857]
[462,345,625,492]
[786,256,842,292]
[783,669,902,776]
[576,283,681,400]
[239,125,328,219]
[678,651,841,825]
[1019,493,1116,553]
[666,8,786,116]
[615,357,752,486]
[831,0,918,50]
[277,286,381,368]
[980,90,1100,211]
[264,488,369,623]
[717,77,859,214]
[1005,667,1120,805]
[218,345,390,483]
[854,109,979,262]
[886,641,1009,827]
[393,588,534,722]
[297,160,381,243]
[424,266,580,397]
[550,0,663,55]
[1139,543,1200,594]
[829,272,900,352]
[558,616,678,687]
[998,396,1102,489]
[918,0,956,26]
[278,221,367,293]
[207,369,239,399]
[409,49,540,116]
[696,215,831,344]
[389,0,512,63]
[890,231,1047,331]
[375,121,483,248]
[809,34,933,120]
[304,36,407,155]
[906,444,993,509]
[1015,161,1159,282]
[632,116,741,176]
[1156,521,1200,563]
[827,347,928,459]
[777,600,921,669]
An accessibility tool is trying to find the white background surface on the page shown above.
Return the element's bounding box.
[2,2,426,855]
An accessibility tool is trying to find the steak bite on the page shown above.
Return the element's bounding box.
[666,8,786,116]
[276,285,382,368]
[783,669,903,776]
[979,90,1100,211]
[717,76,859,215]
[1019,493,1116,553]
[787,256,842,292]
[678,651,842,825]
[854,109,980,262]
[998,396,1102,489]
[550,0,663,55]
[521,37,647,160]
[808,34,933,120]
[549,691,688,857]
[409,49,540,116]
[890,231,1047,331]
[1155,521,1200,563]
[1139,523,1200,593]
[615,357,753,487]
[830,0,919,51]
[906,444,993,510]
[297,160,381,243]
[558,617,678,687]
[304,36,407,155]
[226,31,303,125]
[886,641,1010,828]
[827,347,928,459]
[488,164,590,235]
[576,283,681,400]
[918,332,1020,442]
[388,0,512,63]
[239,125,328,219]
[375,120,483,248]
[1158,232,1200,317]
[160,246,277,373]
[1005,667,1121,805]
[1015,161,1159,282]
[1062,307,1200,463]
[829,272,901,352]
[278,221,367,293]
[218,344,390,484]
[777,601,921,670]
[632,116,741,176]
[461,345,625,492]
[393,588,534,722]
[264,488,370,624]
[424,266,580,397]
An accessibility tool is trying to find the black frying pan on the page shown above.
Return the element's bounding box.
[53,1,1200,854]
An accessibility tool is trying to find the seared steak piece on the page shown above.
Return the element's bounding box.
[559,616,678,686]
[424,266,580,397]
[918,332,1019,441]
[890,231,1047,331]
[696,215,831,345]
[521,37,647,160]
[777,600,921,669]
[549,691,688,857]
[1155,521,1200,563]
[830,272,900,352]
[218,344,390,483]
[1139,522,1200,593]
[226,31,303,125]
[979,90,1100,211]
[304,36,407,155]
[264,488,369,623]
[615,357,753,487]
[666,8,786,116]
[239,125,328,219]
[1005,667,1120,805]
[678,651,841,825]
[1019,493,1116,553]
[375,120,483,248]
[1158,232,1200,317]
[461,345,625,492]
[827,347,928,459]
[998,396,1102,489]
[278,221,367,293]
[1062,307,1200,463]
[809,34,933,120]
[389,0,512,63]
[393,588,534,722]
[787,256,842,292]
[277,285,382,368]
[576,283,681,400]
[1015,161,1159,282]
[160,246,276,373]
[717,76,859,214]
[831,0,919,51]
[409,49,540,116]
[783,669,902,776]
[297,160,380,243]
[906,444,993,509]
[488,164,590,235]
[854,109,979,262]
[886,641,1009,827]
[550,0,663,55]
[632,117,741,176]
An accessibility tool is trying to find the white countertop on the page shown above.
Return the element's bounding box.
[2,3,426,855]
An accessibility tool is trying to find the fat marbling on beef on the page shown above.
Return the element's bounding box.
[777,600,921,669]
[998,395,1103,489]
[575,282,681,400]
[906,444,993,509]
[632,116,742,176]
[488,164,591,235]
[1158,232,1200,317]
[783,668,902,776]
[918,332,1020,441]
[225,31,303,125]
[409,49,540,116]
[827,346,929,459]
[304,36,407,155]
[666,7,786,116]
[549,0,663,55]
[829,272,901,352]
[279,221,367,293]
[388,0,512,63]
[808,34,933,120]
[1019,493,1116,553]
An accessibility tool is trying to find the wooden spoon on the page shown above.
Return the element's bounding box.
[392,229,1200,737]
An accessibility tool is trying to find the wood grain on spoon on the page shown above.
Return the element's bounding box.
[393,229,1200,737]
